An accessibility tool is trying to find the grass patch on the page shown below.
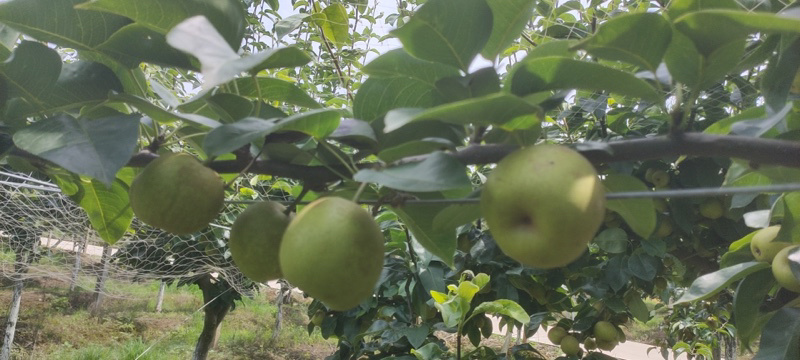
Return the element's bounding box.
[2,274,334,359]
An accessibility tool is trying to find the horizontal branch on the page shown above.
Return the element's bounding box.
[10,132,800,184]
[446,133,800,168]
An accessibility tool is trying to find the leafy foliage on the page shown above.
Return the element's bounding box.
[2,0,800,358]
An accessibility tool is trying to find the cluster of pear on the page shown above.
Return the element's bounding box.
[480,144,606,269]
[229,196,385,311]
[547,320,626,356]
[128,153,384,311]
[750,226,800,292]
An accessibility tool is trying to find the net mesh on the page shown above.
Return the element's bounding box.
[0,169,257,302]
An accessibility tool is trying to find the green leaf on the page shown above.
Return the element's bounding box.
[594,228,628,254]
[675,261,770,304]
[625,293,651,322]
[232,77,321,108]
[275,13,310,39]
[73,177,134,245]
[378,138,455,163]
[203,109,341,156]
[628,251,659,281]
[383,93,541,132]
[753,307,800,360]
[316,3,349,48]
[329,118,378,150]
[573,13,672,71]
[0,41,61,102]
[507,57,662,102]
[6,61,125,120]
[674,10,800,56]
[664,30,745,91]
[0,0,131,50]
[353,152,471,192]
[77,0,246,51]
[206,93,254,123]
[0,24,20,60]
[603,174,657,239]
[391,0,493,71]
[13,114,140,186]
[95,23,194,69]
[734,269,775,347]
[471,299,530,325]
[776,193,800,244]
[761,37,800,112]
[392,202,474,268]
[108,93,222,128]
[481,0,536,59]
[604,255,631,292]
[354,49,459,122]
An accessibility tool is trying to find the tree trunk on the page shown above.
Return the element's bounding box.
[191,274,231,360]
[69,232,88,292]
[155,280,167,313]
[0,274,24,360]
[1,240,36,360]
[270,280,291,343]
[90,244,112,316]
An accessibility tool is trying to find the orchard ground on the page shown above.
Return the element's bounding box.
[1,241,758,359]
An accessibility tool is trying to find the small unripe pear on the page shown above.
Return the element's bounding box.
[593,321,618,342]
[547,326,568,344]
[560,335,580,356]
[699,198,724,219]
[229,201,292,282]
[750,226,790,262]
[596,339,618,351]
[650,170,670,187]
[772,245,800,293]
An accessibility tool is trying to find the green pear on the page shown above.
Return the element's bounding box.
[279,197,384,311]
[699,198,724,219]
[655,216,674,237]
[596,339,618,351]
[593,321,618,342]
[547,326,568,344]
[650,170,670,187]
[229,201,292,282]
[560,335,580,356]
[584,337,597,350]
[481,144,605,269]
[772,245,800,293]
[129,153,224,234]
[750,226,790,262]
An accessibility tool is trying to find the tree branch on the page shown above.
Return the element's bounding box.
[11,133,800,184]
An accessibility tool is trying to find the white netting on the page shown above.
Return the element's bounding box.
[0,169,256,304]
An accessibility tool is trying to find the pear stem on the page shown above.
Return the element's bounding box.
[351,182,368,203]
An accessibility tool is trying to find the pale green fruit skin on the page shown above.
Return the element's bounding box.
[129,153,224,235]
[699,199,724,219]
[229,201,292,282]
[560,335,580,356]
[280,197,384,311]
[547,327,568,344]
[751,226,790,262]
[481,145,605,269]
[596,339,618,351]
[772,245,800,293]
[593,321,618,342]
[584,337,597,350]
[650,170,670,187]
